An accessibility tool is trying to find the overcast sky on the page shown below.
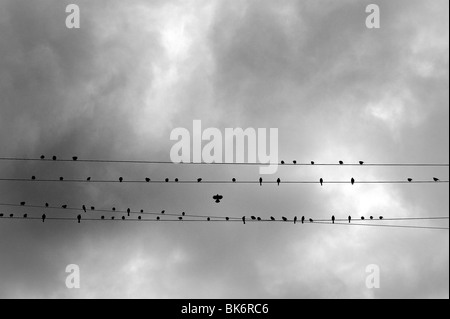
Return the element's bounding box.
[0,0,448,299]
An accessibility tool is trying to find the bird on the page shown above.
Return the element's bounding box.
[293,160,297,165]
[301,216,305,224]
[175,178,179,182]
[281,160,285,165]
[213,194,223,203]
[42,214,46,223]
[86,177,91,182]
[0,214,3,218]
[145,178,151,183]
[242,216,246,225]
[62,205,67,209]
[379,216,384,220]
[277,178,281,186]
[197,178,202,183]
[101,216,105,220]
[40,155,45,160]
[361,217,365,220]
[138,216,142,220]
[178,217,183,221]
[9,214,14,218]
[294,217,298,224]
[140,210,144,213]
[251,216,257,220]
[348,216,352,223]
[119,177,123,183]
[59,177,64,181]
[127,208,131,216]
[351,178,355,185]
[332,216,335,224]
[311,161,315,165]
[165,178,169,183]
[309,218,314,223]
[20,202,26,206]
[232,178,237,183]
[207,217,211,221]
[339,161,344,165]
[320,178,324,186]
[182,212,186,217]
[359,161,364,165]
[45,203,49,208]
[433,178,440,182]
[156,217,160,221]
[226,217,230,221]
[23,214,28,219]
[52,156,57,161]
[91,206,95,211]
[77,215,81,224]
[122,216,126,220]
[31,176,36,180]
[82,205,87,213]
[73,156,78,161]
[270,217,276,221]
[259,177,263,186]
[370,216,374,220]
[282,217,288,222]
[111,217,115,220]
[408,178,413,182]
[161,210,165,214]
[112,207,116,211]
[257,217,262,221]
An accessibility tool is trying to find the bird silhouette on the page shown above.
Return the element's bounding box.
[339,161,344,165]
[178,217,183,221]
[351,178,355,185]
[165,178,169,183]
[42,214,46,223]
[62,205,67,209]
[77,215,81,224]
[311,161,315,165]
[52,156,57,161]
[361,216,365,220]
[175,178,179,182]
[294,217,298,224]
[348,216,352,223]
[122,216,126,220]
[259,177,263,186]
[268,217,275,221]
[112,207,116,211]
[408,178,413,182]
[157,217,160,221]
[82,205,87,213]
[59,177,64,181]
[232,178,237,183]
[140,210,144,213]
[20,202,26,206]
[332,216,335,224]
[301,216,305,224]
[9,214,14,218]
[308,218,313,223]
[31,176,36,180]
[119,177,123,183]
[101,216,105,220]
[0,214,3,218]
[207,217,211,221]
[281,161,285,165]
[87,177,91,182]
[242,216,246,225]
[433,178,440,182]
[379,216,384,220]
[213,194,224,203]
[111,217,115,220]
[73,157,78,161]
[138,216,142,220]
[127,208,131,216]
[277,178,281,186]
[320,178,324,186]
[197,178,202,183]
[45,203,49,208]
[257,217,262,221]
[251,216,257,220]
[370,216,374,220]
[40,155,45,160]
[182,212,186,216]
[226,217,230,221]
[91,206,95,211]
[145,178,151,183]
[282,217,288,222]
[23,214,28,219]
[293,160,297,165]
[359,161,364,165]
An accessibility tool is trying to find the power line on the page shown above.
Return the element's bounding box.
[0,178,448,184]
[0,157,448,167]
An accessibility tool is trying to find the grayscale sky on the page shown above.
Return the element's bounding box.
[0,0,448,299]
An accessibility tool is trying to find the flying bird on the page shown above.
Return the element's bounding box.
[77,215,81,224]
[332,216,335,224]
[320,178,324,186]
[277,178,281,186]
[351,178,355,185]
[213,194,224,203]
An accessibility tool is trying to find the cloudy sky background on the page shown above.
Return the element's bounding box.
[0,0,448,298]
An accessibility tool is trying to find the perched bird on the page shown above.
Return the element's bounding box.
[277,178,281,186]
[433,178,440,182]
[175,178,179,182]
[311,161,315,165]
[251,216,257,220]
[281,161,285,165]
[351,178,355,185]
[301,216,305,224]
[23,214,28,219]
[197,178,202,183]
[20,202,26,206]
[9,214,14,218]
[348,216,352,223]
[101,216,105,220]
[59,177,64,181]
[31,176,36,180]
[294,217,298,225]
[207,217,211,222]
[0,214,3,218]
[91,206,95,211]
[370,216,374,220]
[282,217,288,222]
[320,178,324,186]
[178,217,183,221]
[379,216,384,220]
[161,210,165,215]
[213,194,224,203]
[119,177,124,183]
[408,178,413,182]
[145,178,151,183]
[111,217,115,220]
[112,207,116,211]
[72,157,78,161]
[339,161,344,165]
[332,216,335,224]
[40,155,45,160]
[226,217,230,221]
[259,177,263,186]
[270,217,276,221]
[42,214,46,223]
[45,203,49,208]
[127,208,131,217]
[165,178,169,183]
[293,160,297,165]
[182,212,186,217]
[62,205,68,209]
[52,156,57,161]
[232,178,237,183]
[138,216,142,220]
[157,217,160,221]
[77,215,81,224]
[359,161,364,165]
[257,217,262,221]
[361,217,365,220]
[309,218,314,223]
[242,216,246,225]
[140,210,144,213]
[86,177,91,182]
[122,216,126,220]
[82,205,87,213]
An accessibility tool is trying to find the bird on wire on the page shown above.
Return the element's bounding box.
[320,178,324,186]
[332,216,335,224]
[277,178,281,186]
[348,216,352,223]
[259,177,263,186]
